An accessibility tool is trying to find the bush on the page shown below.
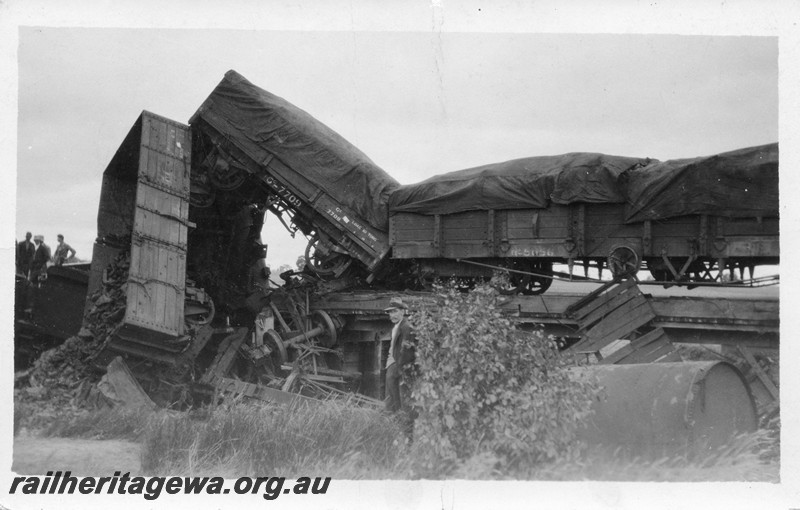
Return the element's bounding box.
[406,280,598,475]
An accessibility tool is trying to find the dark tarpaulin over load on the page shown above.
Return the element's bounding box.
[190,70,399,231]
[389,152,651,215]
[622,143,778,224]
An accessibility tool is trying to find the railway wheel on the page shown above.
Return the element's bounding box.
[497,260,553,296]
[519,261,553,295]
[209,157,248,191]
[304,234,351,276]
[607,245,640,279]
[263,329,288,375]
[311,310,338,347]
[189,177,216,208]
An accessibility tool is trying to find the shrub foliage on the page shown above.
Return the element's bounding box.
[406,280,598,473]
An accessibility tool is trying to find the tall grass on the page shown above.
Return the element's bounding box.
[14,400,155,440]
[526,430,778,482]
[16,395,779,480]
[139,398,410,478]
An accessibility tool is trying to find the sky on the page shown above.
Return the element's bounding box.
[3,1,800,509]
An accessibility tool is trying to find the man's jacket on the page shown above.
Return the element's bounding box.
[391,318,416,369]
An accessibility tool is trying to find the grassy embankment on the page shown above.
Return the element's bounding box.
[14,394,778,481]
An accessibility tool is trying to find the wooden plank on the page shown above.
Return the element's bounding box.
[577,287,643,330]
[598,343,635,365]
[573,280,641,326]
[583,295,653,338]
[567,278,637,320]
[737,345,779,401]
[158,113,168,156]
[140,115,151,148]
[599,327,670,364]
[583,300,656,346]
[154,248,166,327]
[164,250,177,330]
[650,297,779,323]
[506,227,568,239]
[573,300,655,352]
[442,211,488,228]
[623,340,676,364]
[506,212,569,228]
[604,328,671,364]
[392,214,435,229]
[201,328,249,382]
[394,229,437,241]
[212,376,319,406]
[442,230,488,241]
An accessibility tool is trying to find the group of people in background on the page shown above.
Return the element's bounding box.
[16,232,76,282]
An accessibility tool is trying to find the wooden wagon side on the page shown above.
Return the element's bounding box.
[389,203,779,284]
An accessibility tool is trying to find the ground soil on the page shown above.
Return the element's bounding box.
[12,436,142,476]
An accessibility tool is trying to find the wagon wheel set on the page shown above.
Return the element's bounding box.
[189,151,250,208]
[607,245,757,285]
[260,309,340,378]
[230,297,347,395]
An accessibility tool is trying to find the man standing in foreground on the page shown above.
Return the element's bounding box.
[384,297,415,413]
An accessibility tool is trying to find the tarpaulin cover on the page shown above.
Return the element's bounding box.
[622,143,778,223]
[388,153,652,215]
[190,70,399,231]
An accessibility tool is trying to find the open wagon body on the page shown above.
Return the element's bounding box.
[389,144,779,293]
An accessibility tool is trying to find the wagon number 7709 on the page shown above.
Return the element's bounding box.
[264,176,303,208]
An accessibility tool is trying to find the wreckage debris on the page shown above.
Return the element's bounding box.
[17,251,132,414]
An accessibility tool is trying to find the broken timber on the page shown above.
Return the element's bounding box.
[311,284,779,350]
[565,279,681,363]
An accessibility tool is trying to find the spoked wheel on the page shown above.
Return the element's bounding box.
[189,178,216,208]
[304,234,351,276]
[518,261,553,295]
[208,156,248,191]
[263,329,288,376]
[310,310,338,347]
[608,245,640,279]
[496,260,553,296]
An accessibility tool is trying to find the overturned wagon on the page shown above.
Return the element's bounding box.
[188,70,398,280]
[388,144,779,294]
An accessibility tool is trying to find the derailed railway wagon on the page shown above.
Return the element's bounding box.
[188,70,398,282]
[388,144,779,294]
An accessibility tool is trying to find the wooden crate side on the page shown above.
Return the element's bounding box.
[569,278,638,321]
[578,288,642,330]
[601,328,667,364]
[583,297,654,342]
[574,300,656,352]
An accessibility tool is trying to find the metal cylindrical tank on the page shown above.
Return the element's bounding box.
[576,361,757,457]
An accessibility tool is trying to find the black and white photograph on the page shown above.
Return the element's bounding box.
[2,1,798,509]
